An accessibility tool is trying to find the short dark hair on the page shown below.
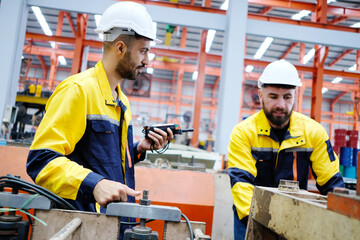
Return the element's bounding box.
[261,84,296,89]
[103,32,150,52]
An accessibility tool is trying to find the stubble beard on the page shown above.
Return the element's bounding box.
[263,101,293,128]
[115,51,140,80]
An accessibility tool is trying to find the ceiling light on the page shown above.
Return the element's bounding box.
[327,0,336,3]
[351,22,360,28]
[146,68,154,74]
[206,29,216,53]
[331,77,342,83]
[148,53,156,61]
[31,6,53,36]
[254,37,273,60]
[192,71,198,80]
[58,56,67,66]
[303,48,315,64]
[291,10,311,20]
[349,64,357,71]
[220,0,228,10]
[245,65,254,73]
[50,41,56,49]
[322,87,328,94]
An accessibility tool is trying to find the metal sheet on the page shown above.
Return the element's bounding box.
[106,202,181,222]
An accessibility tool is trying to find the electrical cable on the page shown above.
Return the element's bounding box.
[152,142,170,154]
[1,175,169,228]
[0,174,76,210]
[181,212,194,240]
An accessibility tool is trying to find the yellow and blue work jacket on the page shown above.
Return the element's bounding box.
[27,61,145,212]
[228,110,344,222]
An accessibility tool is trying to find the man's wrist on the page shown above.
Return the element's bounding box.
[136,141,146,153]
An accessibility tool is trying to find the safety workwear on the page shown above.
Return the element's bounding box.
[228,109,344,222]
[95,1,161,43]
[27,61,146,239]
[258,59,302,88]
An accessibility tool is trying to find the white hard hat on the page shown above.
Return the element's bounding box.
[258,59,302,88]
[95,1,162,43]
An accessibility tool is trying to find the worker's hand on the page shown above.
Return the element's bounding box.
[93,179,141,208]
[137,127,174,153]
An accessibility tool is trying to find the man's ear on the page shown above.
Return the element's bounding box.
[258,88,263,99]
[114,41,126,57]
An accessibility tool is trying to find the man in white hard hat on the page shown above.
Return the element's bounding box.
[228,59,344,240]
[26,2,172,237]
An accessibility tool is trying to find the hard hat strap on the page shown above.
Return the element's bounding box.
[103,28,135,42]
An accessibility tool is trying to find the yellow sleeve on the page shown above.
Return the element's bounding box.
[228,124,257,220]
[27,82,101,200]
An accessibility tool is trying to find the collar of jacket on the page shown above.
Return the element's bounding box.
[94,60,132,123]
[255,109,306,146]
[95,61,119,107]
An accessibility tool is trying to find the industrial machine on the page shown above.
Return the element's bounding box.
[246,172,360,239]
[0,174,210,240]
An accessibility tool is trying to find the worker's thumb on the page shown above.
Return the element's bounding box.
[125,186,142,197]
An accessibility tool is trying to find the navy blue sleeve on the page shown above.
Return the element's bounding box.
[27,149,63,181]
[316,172,345,195]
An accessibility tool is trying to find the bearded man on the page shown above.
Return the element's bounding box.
[228,59,344,240]
[26,2,173,239]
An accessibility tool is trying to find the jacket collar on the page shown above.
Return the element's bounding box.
[256,109,303,139]
[95,61,119,107]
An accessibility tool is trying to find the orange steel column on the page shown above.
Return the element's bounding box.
[330,92,348,142]
[71,14,88,75]
[311,46,328,122]
[314,0,328,23]
[176,67,184,115]
[210,76,219,123]
[351,92,360,131]
[36,55,48,80]
[297,43,305,113]
[310,2,328,122]
[354,52,360,131]
[191,30,208,147]
[170,71,176,102]
[49,11,65,91]
[174,26,187,115]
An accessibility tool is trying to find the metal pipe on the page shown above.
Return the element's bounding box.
[49,217,82,240]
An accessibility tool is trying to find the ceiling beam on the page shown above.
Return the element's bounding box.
[248,0,360,18]
[328,49,354,67]
[23,44,360,80]
[280,42,298,59]
[27,0,227,31]
[246,18,360,49]
[247,13,360,33]
[259,7,273,15]
[328,16,349,25]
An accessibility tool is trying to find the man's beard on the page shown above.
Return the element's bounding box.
[115,51,143,80]
[263,101,293,128]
